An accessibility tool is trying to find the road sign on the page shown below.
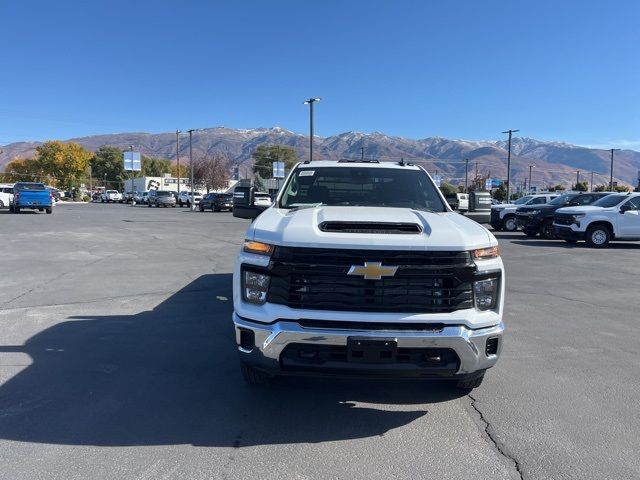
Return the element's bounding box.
[272,161,285,178]
[123,151,141,171]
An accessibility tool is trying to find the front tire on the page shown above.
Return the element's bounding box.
[540,219,556,240]
[456,372,485,391]
[585,225,611,248]
[502,215,517,232]
[240,363,272,386]
[45,207,52,214]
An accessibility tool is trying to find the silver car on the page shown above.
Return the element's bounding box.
[148,190,176,208]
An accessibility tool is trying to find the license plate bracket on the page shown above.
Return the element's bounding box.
[347,337,398,364]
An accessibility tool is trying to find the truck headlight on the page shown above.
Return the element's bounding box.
[571,214,585,226]
[242,270,270,305]
[474,278,498,311]
[243,240,274,256]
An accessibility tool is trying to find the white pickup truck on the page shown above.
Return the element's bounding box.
[554,192,640,247]
[233,160,504,390]
[101,190,123,203]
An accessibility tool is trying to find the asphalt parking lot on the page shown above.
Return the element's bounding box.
[1,203,639,480]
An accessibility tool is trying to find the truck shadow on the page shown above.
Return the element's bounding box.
[0,274,466,448]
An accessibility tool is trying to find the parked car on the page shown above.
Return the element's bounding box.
[0,183,14,208]
[141,192,150,204]
[177,190,204,207]
[553,192,640,247]
[516,192,611,239]
[200,193,233,212]
[253,192,273,207]
[102,190,123,203]
[445,193,470,212]
[148,190,177,208]
[9,182,53,214]
[133,191,147,203]
[490,194,558,232]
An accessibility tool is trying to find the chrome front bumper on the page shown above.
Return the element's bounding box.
[233,313,504,378]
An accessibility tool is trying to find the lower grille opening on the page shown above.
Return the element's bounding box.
[485,336,499,356]
[297,319,445,332]
[239,328,254,351]
[280,343,460,376]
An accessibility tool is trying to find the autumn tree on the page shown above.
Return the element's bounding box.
[34,141,92,190]
[572,181,589,192]
[194,153,230,192]
[1,158,42,183]
[252,145,297,178]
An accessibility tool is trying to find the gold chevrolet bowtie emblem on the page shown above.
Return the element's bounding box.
[347,262,399,280]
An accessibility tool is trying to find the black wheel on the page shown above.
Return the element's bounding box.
[502,215,517,232]
[45,207,52,214]
[14,206,20,214]
[186,201,191,208]
[148,203,152,207]
[9,204,14,212]
[523,228,538,237]
[0,200,4,208]
[456,372,485,391]
[540,220,556,240]
[199,204,204,212]
[240,363,272,386]
[214,205,220,212]
[585,225,611,248]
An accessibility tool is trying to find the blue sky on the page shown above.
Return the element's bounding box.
[1,0,638,149]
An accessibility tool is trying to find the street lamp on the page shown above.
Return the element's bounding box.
[502,129,520,202]
[129,145,136,205]
[608,148,620,191]
[528,165,535,194]
[303,98,321,161]
[176,129,182,196]
[186,129,204,211]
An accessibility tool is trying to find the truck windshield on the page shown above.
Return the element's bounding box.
[15,183,45,190]
[279,166,447,211]
[549,194,577,205]
[513,196,533,205]
[592,194,626,208]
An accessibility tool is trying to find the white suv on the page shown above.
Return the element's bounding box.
[490,194,558,231]
[233,160,504,390]
[554,192,640,247]
[102,190,123,203]
[177,190,204,207]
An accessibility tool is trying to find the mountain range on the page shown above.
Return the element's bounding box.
[1,127,639,188]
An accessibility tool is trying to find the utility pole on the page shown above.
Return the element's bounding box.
[129,145,134,204]
[528,165,535,194]
[303,98,321,161]
[576,170,580,190]
[176,129,181,195]
[361,146,365,161]
[502,129,520,202]
[609,148,619,191]
[187,129,196,211]
[464,158,469,193]
[590,171,594,192]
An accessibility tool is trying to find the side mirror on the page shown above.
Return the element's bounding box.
[233,186,265,220]
[620,204,631,214]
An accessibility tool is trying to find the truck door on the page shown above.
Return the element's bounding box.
[617,197,640,238]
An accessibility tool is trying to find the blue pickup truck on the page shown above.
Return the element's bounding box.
[9,182,53,214]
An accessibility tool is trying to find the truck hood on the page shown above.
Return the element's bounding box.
[556,206,604,215]
[247,206,496,250]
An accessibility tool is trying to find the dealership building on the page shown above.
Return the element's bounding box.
[128,174,236,193]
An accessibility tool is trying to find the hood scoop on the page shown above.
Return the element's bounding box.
[318,221,422,234]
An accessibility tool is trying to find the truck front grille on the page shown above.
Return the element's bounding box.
[554,214,574,226]
[266,247,475,313]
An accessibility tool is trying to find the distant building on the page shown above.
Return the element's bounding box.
[128,173,237,193]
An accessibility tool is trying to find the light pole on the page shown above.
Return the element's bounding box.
[464,158,469,193]
[187,129,196,210]
[576,170,580,190]
[590,171,595,192]
[176,129,181,195]
[129,145,135,205]
[502,129,520,202]
[303,97,321,161]
[528,165,535,194]
[609,148,619,191]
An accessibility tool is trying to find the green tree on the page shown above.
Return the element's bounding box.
[593,184,607,192]
[549,184,566,192]
[438,182,458,196]
[142,156,171,177]
[572,181,589,192]
[1,158,41,183]
[492,184,507,202]
[614,185,630,193]
[252,145,298,178]
[90,145,125,190]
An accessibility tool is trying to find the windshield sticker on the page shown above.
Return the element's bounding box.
[299,170,315,176]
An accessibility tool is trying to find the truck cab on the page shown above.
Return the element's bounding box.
[233,160,505,390]
[490,193,558,232]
